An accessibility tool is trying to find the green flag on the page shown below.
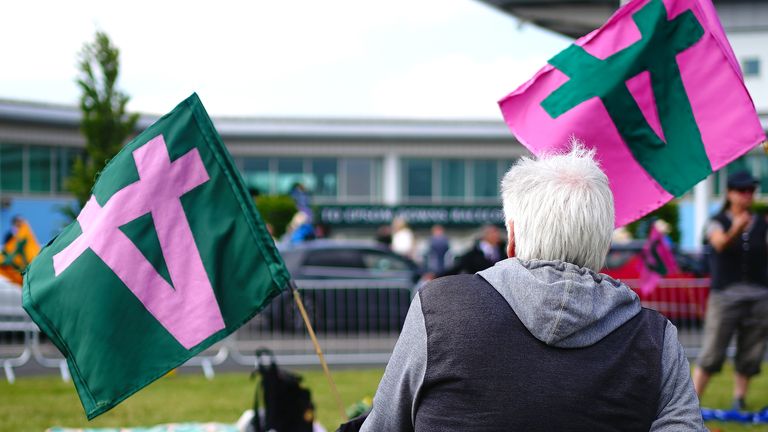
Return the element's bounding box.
[22,93,290,419]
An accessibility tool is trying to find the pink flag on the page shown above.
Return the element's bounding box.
[499,0,766,226]
[639,224,680,296]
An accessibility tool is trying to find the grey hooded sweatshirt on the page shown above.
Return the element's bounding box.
[360,258,704,431]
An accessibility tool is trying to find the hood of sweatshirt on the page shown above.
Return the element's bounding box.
[477,258,641,348]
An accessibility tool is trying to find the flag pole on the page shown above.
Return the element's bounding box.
[290,280,346,419]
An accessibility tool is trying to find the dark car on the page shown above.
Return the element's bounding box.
[602,241,710,321]
[279,240,422,283]
[263,240,421,333]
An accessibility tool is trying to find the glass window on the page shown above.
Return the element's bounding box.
[57,147,82,193]
[404,159,432,198]
[501,159,516,175]
[276,158,304,194]
[727,156,750,179]
[712,170,722,196]
[760,157,768,194]
[362,250,411,271]
[345,158,374,198]
[742,58,760,77]
[473,160,499,198]
[440,160,465,199]
[0,143,24,192]
[304,249,365,268]
[29,146,52,193]
[241,158,270,195]
[310,158,337,197]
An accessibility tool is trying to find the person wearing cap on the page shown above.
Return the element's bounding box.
[693,170,768,411]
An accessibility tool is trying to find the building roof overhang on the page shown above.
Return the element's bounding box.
[0,98,514,143]
[477,0,755,38]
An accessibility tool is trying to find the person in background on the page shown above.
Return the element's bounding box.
[375,225,392,249]
[358,144,703,431]
[290,182,313,224]
[437,224,505,277]
[693,170,768,411]
[424,225,450,274]
[286,212,315,245]
[391,217,415,259]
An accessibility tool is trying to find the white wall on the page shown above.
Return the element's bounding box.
[718,2,768,114]
[727,32,768,113]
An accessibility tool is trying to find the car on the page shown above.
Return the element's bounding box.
[261,240,421,333]
[602,241,710,321]
[278,239,422,284]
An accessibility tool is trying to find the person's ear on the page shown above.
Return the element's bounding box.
[506,221,515,258]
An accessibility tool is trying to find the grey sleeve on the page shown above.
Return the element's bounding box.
[650,321,706,432]
[360,293,427,432]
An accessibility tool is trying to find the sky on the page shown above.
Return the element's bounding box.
[0,0,571,119]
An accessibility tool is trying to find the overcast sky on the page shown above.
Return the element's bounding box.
[1,0,571,119]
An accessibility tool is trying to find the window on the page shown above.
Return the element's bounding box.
[760,157,768,194]
[712,169,722,196]
[310,158,337,197]
[440,160,465,199]
[304,249,365,268]
[29,146,52,193]
[473,160,499,198]
[241,158,270,195]
[276,158,305,194]
[742,58,761,77]
[0,143,23,192]
[236,156,379,201]
[344,158,380,199]
[403,159,432,199]
[718,155,764,197]
[57,147,82,192]
[361,250,411,271]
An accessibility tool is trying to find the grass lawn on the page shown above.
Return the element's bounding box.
[0,368,383,432]
[2,364,768,431]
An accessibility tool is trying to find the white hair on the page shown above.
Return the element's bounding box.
[500,142,614,271]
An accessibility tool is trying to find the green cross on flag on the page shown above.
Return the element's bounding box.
[22,94,290,419]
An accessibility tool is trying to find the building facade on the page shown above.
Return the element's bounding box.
[3,1,767,255]
[0,99,526,258]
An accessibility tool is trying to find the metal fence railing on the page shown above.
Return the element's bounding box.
[622,278,711,358]
[0,277,720,381]
[228,280,414,367]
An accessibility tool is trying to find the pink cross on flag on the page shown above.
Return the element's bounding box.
[639,223,680,296]
[22,94,291,419]
[499,0,766,227]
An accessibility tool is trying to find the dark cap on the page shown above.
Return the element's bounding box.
[727,170,758,189]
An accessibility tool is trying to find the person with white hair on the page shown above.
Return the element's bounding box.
[355,145,704,431]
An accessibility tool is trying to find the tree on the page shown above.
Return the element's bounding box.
[625,201,681,244]
[66,31,138,211]
[254,194,297,239]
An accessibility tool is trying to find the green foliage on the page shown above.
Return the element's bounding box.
[752,201,768,215]
[255,195,297,239]
[65,31,139,211]
[625,201,681,244]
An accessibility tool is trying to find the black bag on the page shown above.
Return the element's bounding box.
[251,348,315,432]
[335,413,369,432]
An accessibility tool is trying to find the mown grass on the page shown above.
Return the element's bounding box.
[0,368,382,432]
[2,364,768,431]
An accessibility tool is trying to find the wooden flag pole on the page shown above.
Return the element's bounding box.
[290,280,347,419]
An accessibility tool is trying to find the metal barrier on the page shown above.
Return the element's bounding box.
[0,282,36,383]
[229,279,414,367]
[623,277,711,358]
[2,277,722,380]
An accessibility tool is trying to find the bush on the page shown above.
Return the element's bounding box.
[255,195,297,239]
[625,201,680,244]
